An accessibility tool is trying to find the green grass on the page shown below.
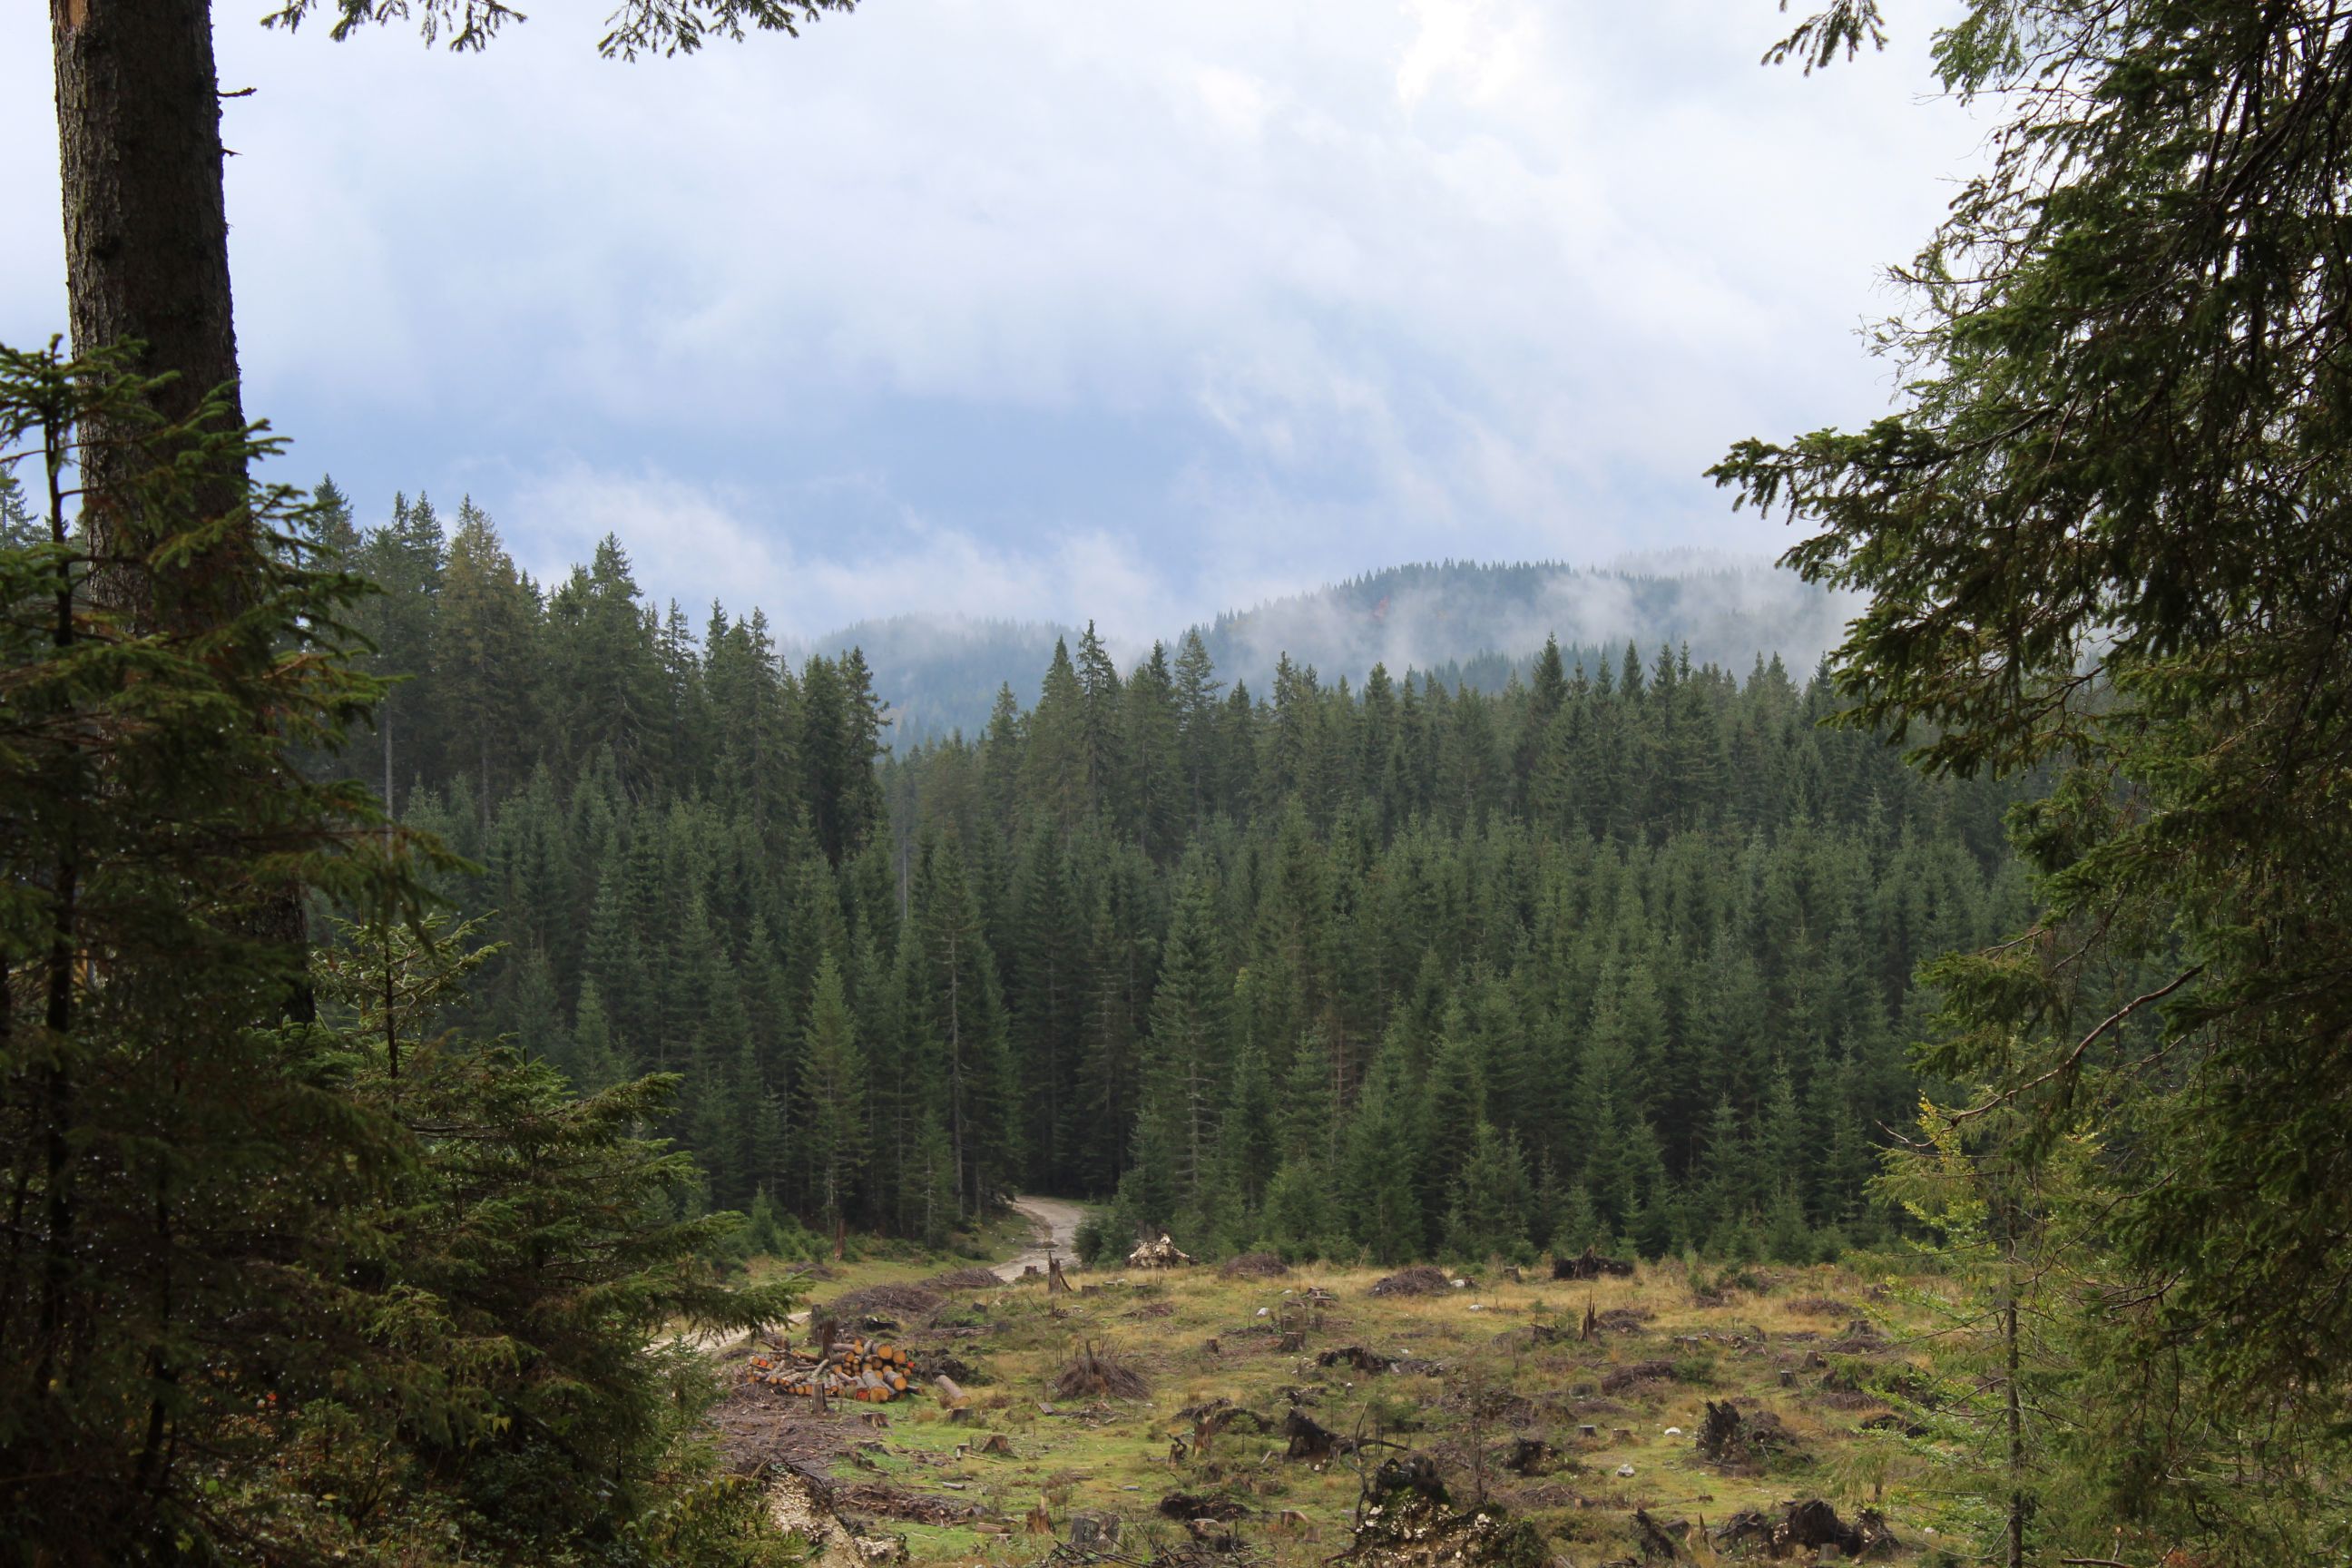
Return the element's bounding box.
[731,1248,1970,1564]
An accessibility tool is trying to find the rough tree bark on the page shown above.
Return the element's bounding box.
[51,0,313,998]
[52,0,245,529]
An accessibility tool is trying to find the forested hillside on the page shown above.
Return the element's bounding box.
[326,485,2031,1264]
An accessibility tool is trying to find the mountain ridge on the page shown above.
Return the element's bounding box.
[794,556,1857,740]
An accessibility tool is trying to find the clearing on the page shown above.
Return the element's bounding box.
[708,1228,1968,1566]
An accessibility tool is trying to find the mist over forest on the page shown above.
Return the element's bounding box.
[808,557,1857,740]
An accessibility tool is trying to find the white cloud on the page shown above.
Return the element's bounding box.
[507,461,1190,657]
[1396,0,1543,110]
[0,0,1984,638]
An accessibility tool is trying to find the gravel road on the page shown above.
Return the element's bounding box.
[992,1194,1086,1281]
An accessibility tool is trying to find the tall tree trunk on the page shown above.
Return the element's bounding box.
[2004,1265,2024,1568]
[53,0,244,539]
[52,0,314,1006]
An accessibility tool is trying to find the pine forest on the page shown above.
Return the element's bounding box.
[319,487,2031,1264]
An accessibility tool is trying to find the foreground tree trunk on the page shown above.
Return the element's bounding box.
[52,0,312,995]
[53,0,244,507]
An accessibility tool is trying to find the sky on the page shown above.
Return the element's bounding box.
[0,1,1981,642]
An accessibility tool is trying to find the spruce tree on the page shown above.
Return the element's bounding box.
[799,953,867,1229]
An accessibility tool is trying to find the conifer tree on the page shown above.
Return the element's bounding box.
[1142,875,1232,1211]
[799,954,867,1228]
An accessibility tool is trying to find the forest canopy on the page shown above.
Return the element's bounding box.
[318,490,2032,1263]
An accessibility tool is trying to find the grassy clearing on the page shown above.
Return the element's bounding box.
[720,1240,1975,1565]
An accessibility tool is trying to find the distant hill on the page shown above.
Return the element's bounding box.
[1194,557,1858,694]
[810,558,1858,741]
[787,614,1078,741]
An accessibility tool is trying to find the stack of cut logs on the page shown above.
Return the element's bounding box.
[746,1335,917,1403]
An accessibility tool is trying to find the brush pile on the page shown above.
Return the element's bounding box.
[1369,1266,1452,1297]
[747,1335,920,1403]
[1053,1339,1151,1400]
[924,1267,1007,1291]
[1551,1246,1634,1281]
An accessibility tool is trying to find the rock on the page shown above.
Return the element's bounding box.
[1616,1464,1636,1478]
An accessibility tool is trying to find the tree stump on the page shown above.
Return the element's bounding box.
[1069,1514,1121,1551]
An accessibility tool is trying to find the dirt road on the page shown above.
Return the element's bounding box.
[683,1195,1087,1353]
[993,1194,1086,1281]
